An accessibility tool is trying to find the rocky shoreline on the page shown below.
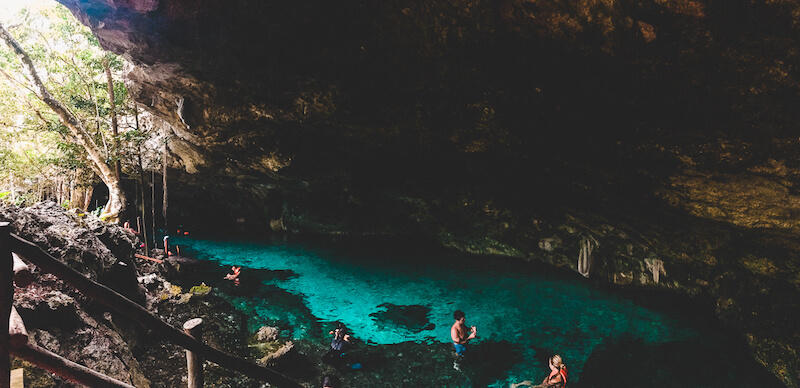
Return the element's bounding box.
[1,201,275,387]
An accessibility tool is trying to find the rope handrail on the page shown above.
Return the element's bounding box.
[5,230,303,388]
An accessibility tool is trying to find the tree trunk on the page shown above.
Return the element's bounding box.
[83,186,94,212]
[104,59,123,200]
[71,185,82,212]
[57,178,63,207]
[69,177,75,210]
[0,21,126,223]
[9,173,14,204]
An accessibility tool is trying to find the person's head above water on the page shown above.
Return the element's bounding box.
[454,310,465,321]
[549,354,565,370]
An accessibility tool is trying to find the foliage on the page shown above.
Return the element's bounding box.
[0,3,140,208]
[158,283,186,301]
[189,283,212,297]
[89,205,103,216]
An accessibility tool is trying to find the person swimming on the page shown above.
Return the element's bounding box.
[223,266,241,286]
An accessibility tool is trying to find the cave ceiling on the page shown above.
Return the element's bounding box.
[55,0,800,234]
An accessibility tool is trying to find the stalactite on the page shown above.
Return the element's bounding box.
[644,258,666,284]
[577,236,597,278]
[176,96,189,129]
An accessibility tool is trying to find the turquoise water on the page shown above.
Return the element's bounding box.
[170,233,773,387]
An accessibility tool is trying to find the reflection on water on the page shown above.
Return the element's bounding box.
[171,233,780,387]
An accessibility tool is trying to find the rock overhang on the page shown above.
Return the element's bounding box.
[50,1,800,385]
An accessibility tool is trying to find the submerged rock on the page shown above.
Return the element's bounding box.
[370,303,436,333]
[251,326,295,366]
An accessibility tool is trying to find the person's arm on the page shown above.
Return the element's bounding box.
[510,380,532,388]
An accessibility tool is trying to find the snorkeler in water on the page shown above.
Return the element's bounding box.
[224,266,241,286]
[323,324,361,370]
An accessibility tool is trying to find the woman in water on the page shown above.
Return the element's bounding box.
[510,354,568,388]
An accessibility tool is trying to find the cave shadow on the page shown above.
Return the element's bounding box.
[461,340,525,387]
[578,336,785,388]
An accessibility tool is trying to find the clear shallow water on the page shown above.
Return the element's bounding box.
[171,233,771,387]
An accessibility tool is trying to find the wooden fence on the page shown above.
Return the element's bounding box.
[0,222,303,388]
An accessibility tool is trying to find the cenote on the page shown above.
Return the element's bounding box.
[171,231,781,387]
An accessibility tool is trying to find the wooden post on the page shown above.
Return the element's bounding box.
[0,222,12,388]
[184,318,203,388]
[8,307,27,349]
[9,369,21,388]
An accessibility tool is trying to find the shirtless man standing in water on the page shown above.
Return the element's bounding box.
[450,310,477,358]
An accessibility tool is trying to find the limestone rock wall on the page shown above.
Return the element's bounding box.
[1,202,149,386]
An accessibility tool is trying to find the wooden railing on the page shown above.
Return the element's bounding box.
[0,222,303,388]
